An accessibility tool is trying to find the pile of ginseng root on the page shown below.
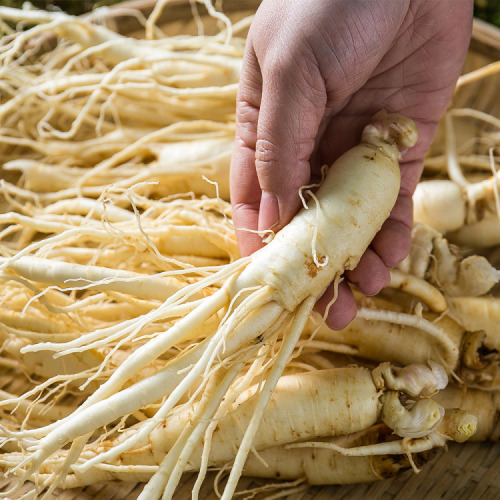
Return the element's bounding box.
[0,4,499,500]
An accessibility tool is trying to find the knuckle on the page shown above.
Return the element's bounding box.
[236,100,258,123]
[235,100,259,149]
[264,53,291,76]
[254,138,278,173]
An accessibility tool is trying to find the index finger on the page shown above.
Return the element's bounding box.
[230,46,264,256]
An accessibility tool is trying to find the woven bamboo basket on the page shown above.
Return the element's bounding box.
[1,2,499,499]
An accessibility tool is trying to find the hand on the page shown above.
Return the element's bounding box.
[230,0,473,329]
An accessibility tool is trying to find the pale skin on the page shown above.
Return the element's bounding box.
[230,0,473,329]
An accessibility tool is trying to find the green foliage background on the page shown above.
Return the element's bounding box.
[474,0,500,26]
[1,0,500,26]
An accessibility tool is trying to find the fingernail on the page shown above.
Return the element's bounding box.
[258,191,279,233]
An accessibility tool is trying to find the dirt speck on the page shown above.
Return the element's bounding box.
[305,257,319,278]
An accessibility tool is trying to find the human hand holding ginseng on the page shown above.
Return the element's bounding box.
[230,0,473,329]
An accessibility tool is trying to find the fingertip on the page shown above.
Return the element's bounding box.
[345,248,390,296]
[315,280,357,331]
[231,200,264,257]
[371,192,413,268]
[258,191,280,233]
[372,218,412,268]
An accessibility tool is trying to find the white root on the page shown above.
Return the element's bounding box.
[0,112,417,499]
[286,409,476,458]
[0,363,469,490]
[413,172,500,248]
[0,256,201,302]
[398,223,500,296]
[3,6,489,496]
[447,296,500,350]
[388,268,447,312]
